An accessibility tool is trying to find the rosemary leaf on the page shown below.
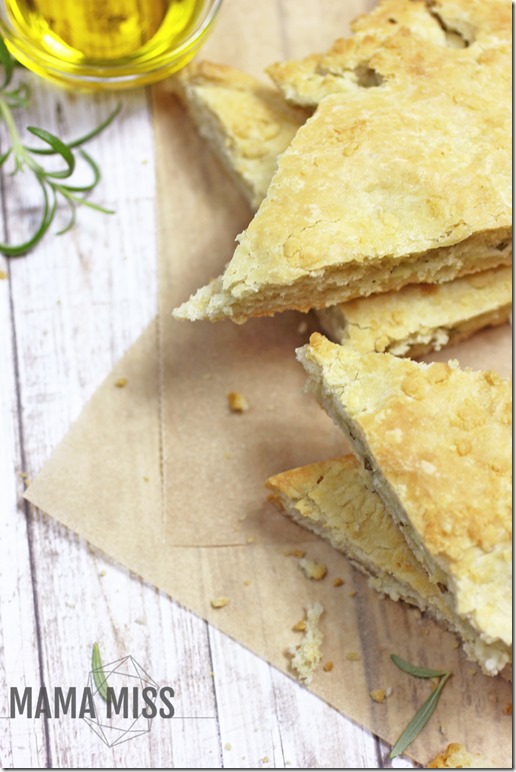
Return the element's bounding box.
[27,127,75,178]
[0,54,119,255]
[390,653,449,679]
[91,642,109,702]
[389,672,451,759]
[0,37,13,89]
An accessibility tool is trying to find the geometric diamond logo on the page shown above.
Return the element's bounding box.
[83,655,159,747]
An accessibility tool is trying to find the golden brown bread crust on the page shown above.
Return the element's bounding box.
[267,456,453,615]
[173,1,511,323]
[170,59,512,351]
[168,60,306,210]
[316,266,512,355]
[268,0,511,107]
[297,334,512,675]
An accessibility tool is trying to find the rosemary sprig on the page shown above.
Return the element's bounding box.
[91,642,109,701]
[0,37,121,256]
[389,654,452,759]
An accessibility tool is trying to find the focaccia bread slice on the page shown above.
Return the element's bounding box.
[266,456,508,677]
[267,455,454,619]
[268,0,511,107]
[296,334,512,676]
[317,265,512,356]
[167,60,307,211]
[170,59,512,353]
[173,12,511,323]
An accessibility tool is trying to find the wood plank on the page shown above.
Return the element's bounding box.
[209,624,382,768]
[0,267,48,767]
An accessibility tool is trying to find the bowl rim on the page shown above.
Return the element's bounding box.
[0,0,224,84]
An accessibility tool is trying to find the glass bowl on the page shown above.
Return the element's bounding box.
[0,0,223,90]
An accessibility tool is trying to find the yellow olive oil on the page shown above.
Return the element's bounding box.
[1,0,211,87]
[6,0,200,60]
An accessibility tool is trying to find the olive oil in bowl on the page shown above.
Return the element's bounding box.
[0,0,222,88]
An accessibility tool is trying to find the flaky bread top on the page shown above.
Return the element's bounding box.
[267,455,451,613]
[268,0,511,107]
[173,21,511,322]
[168,61,306,210]
[317,265,512,355]
[266,455,511,674]
[297,334,512,660]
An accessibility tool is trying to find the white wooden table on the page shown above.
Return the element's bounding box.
[0,65,419,769]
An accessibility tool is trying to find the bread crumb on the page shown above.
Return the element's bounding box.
[0,270,7,280]
[210,597,229,609]
[143,475,149,482]
[284,548,306,558]
[452,639,460,648]
[427,742,497,768]
[246,536,255,544]
[225,450,233,459]
[224,743,232,751]
[503,703,512,715]
[468,668,477,677]
[348,590,357,597]
[370,688,387,703]
[298,557,327,581]
[322,661,333,672]
[345,651,360,661]
[98,570,106,577]
[333,577,345,587]
[297,321,308,334]
[261,757,270,764]
[115,377,128,388]
[243,579,252,586]
[227,391,250,412]
[134,617,145,625]
[288,602,324,684]
[292,620,306,632]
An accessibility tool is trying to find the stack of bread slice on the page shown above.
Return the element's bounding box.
[170,0,512,677]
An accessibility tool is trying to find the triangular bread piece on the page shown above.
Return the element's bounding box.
[296,333,511,676]
[167,61,306,210]
[267,456,452,619]
[171,60,512,355]
[268,0,511,107]
[173,8,511,322]
[318,265,512,356]
[266,455,506,675]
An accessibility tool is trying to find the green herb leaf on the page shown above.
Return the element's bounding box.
[390,653,449,679]
[389,672,451,759]
[0,37,13,89]
[27,102,123,155]
[91,642,109,702]
[0,55,119,255]
[27,127,75,178]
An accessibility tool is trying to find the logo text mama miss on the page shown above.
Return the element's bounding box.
[9,686,175,719]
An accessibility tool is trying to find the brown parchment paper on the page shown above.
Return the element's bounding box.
[26,1,512,766]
